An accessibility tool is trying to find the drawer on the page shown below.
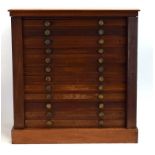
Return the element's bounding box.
[24,64,125,75]
[25,102,125,111]
[23,18,127,28]
[24,47,126,55]
[24,27,126,37]
[24,83,126,93]
[25,110,125,120]
[24,92,125,102]
[24,75,126,84]
[25,119,125,128]
[24,36,126,48]
[24,50,126,65]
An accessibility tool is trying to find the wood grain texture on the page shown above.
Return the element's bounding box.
[126,17,138,128]
[23,18,127,27]
[12,128,138,143]
[24,92,125,102]
[9,10,139,17]
[25,110,125,120]
[24,83,126,93]
[24,51,126,65]
[10,10,138,143]
[25,120,125,128]
[24,27,126,37]
[11,17,25,128]
[24,36,126,48]
[24,47,126,55]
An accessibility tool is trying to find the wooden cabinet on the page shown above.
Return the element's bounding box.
[9,10,138,143]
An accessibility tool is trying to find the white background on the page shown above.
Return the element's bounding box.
[0,0,155,154]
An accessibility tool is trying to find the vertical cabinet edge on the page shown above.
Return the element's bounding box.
[11,17,25,128]
[126,16,138,128]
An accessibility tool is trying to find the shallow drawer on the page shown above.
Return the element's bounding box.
[23,18,127,28]
[24,26,126,37]
[25,119,125,128]
[24,83,126,93]
[24,63,125,75]
[24,51,126,66]
[25,110,125,120]
[24,47,126,55]
[24,92,125,102]
[24,36,126,48]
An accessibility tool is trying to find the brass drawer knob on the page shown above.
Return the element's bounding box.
[98,57,104,64]
[98,29,104,35]
[98,66,104,73]
[44,21,51,27]
[45,57,51,63]
[46,94,51,99]
[98,39,104,44]
[98,19,104,26]
[46,112,52,118]
[99,103,104,109]
[98,94,104,100]
[45,48,52,54]
[45,76,51,82]
[97,49,104,54]
[46,103,52,109]
[44,29,51,36]
[99,76,104,82]
[46,120,53,127]
[99,120,104,127]
[45,85,52,92]
[44,39,51,45]
[99,112,104,118]
[98,85,104,91]
[45,67,51,73]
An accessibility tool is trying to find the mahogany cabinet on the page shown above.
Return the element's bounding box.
[9,10,138,143]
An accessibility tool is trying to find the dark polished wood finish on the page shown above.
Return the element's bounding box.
[12,128,138,144]
[127,17,138,128]
[9,10,138,143]
[11,17,25,128]
[9,10,139,17]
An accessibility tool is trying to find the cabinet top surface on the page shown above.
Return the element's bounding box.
[9,9,139,17]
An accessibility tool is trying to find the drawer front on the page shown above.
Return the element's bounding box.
[23,17,127,128]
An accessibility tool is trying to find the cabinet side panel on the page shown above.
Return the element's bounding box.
[12,17,25,128]
[126,17,137,128]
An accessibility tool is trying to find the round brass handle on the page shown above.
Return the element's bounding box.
[45,76,52,82]
[45,57,51,64]
[44,39,51,45]
[99,112,104,118]
[98,19,104,26]
[98,85,104,91]
[46,94,51,100]
[98,57,104,64]
[45,48,52,54]
[98,39,104,44]
[98,29,104,35]
[44,29,51,36]
[46,103,52,109]
[99,103,104,109]
[45,85,52,92]
[99,120,104,127]
[98,66,104,73]
[99,76,104,82]
[46,120,53,127]
[44,21,51,27]
[46,112,52,118]
[97,49,104,54]
[98,94,104,100]
[45,67,51,73]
